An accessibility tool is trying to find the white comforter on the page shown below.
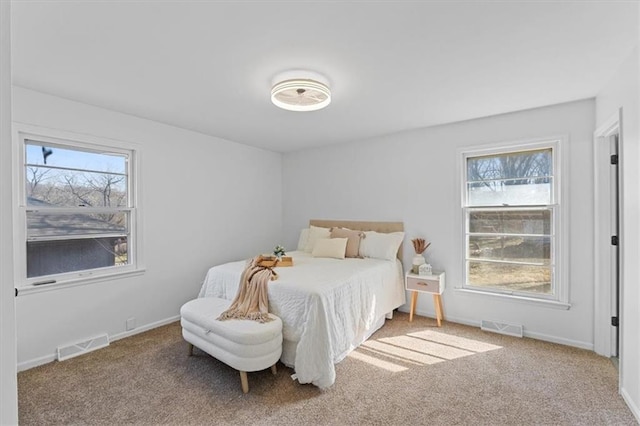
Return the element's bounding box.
[198,251,405,388]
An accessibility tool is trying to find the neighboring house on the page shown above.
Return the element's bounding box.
[26,197,122,278]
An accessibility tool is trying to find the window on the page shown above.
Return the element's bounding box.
[16,127,141,287]
[462,139,563,302]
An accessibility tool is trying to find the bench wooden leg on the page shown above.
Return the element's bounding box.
[188,343,194,356]
[271,364,277,375]
[240,371,249,394]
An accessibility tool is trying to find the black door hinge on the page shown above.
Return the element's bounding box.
[611,154,619,165]
[611,236,619,246]
[15,288,18,297]
[612,316,619,327]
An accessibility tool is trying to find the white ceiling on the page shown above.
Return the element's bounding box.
[11,1,639,153]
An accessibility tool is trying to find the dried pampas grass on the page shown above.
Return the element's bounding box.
[411,238,431,254]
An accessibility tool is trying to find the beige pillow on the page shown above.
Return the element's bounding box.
[304,225,331,253]
[330,227,365,258]
[312,237,348,259]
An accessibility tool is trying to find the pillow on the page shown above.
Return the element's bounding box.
[297,228,310,251]
[304,225,331,253]
[312,237,348,259]
[330,227,365,258]
[358,231,405,261]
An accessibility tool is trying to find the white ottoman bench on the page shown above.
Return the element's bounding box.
[180,297,283,393]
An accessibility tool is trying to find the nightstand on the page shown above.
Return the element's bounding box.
[405,271,445,326]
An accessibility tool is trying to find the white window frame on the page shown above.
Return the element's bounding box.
[458,137,569,308]
[13,124,144,293]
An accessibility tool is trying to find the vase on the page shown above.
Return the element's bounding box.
[412,254,426,274]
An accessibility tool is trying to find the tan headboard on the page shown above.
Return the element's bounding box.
[309,219,405,260]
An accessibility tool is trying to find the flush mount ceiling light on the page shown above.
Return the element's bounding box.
[271,71,331,112]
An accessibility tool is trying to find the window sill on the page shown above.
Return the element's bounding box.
[454,287,571,310]
[16,268,146,296]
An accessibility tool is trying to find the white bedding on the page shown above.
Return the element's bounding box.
[198,250,405,388]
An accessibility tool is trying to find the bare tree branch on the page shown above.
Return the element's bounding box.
[64,175,94,207]
[26,166,52,197]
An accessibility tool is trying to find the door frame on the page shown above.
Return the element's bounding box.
[0,1,18,424]
[593,109,622,359]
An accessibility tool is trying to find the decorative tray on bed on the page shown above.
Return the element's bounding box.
[258,256,293,267]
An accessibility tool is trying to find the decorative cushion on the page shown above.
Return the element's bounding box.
[330,227,365,258]
[358,231,405,261]
[304,225,331,253]
[312,237,348,259]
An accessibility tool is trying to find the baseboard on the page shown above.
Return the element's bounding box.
[17,315,181,372]
[621,387,640,423]
[110,315,180,342]
[523,329,593,351]
[402,309,594,351]
[18,353,57,372]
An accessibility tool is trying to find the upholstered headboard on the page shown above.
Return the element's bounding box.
[309,219,405,260]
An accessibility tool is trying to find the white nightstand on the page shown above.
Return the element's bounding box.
[405,271,445,326]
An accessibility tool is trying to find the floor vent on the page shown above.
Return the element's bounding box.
[481,320,523,338]
[57,334,110,361]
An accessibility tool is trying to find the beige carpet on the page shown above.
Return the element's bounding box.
[18,312,637,425]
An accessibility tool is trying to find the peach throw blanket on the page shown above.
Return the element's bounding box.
[217,256,277,323]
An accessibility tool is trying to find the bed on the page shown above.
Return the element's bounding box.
[197,220,406,389]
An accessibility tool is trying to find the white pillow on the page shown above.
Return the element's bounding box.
[312,237,348,259]
[359,231,405,260]
[297,228,310,251]
[304,225,331,253]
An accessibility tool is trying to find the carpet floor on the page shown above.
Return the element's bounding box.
[18,312,637,425]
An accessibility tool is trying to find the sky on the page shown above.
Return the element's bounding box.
[25,142,126,174]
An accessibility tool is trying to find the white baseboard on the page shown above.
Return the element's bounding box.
[17,315,181,372]
[110,315,180,342]
[523,328,593,351]
[621,387,640,423]
[18,353,56,372]
[401,308,594,351]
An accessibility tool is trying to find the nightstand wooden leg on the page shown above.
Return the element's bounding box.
[438,294,445,324]
[409,291,418,322]
[433,294,444,327]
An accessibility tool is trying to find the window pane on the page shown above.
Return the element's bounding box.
[27,236,128,278]
[467,149,552,181]
[467,178,551,206]
[467,261,551,294]
[27,212,127,238]
[26,167,127,208]
[468,236,551,265]
[467,149,552,206]
[25,141,127,174]
[469,210,551,234]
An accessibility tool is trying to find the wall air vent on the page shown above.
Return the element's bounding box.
[57,333,110,361]
[480,320,523,338]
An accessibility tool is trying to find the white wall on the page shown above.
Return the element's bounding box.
[283,99,595,349]
[596,46,640,420]
[0,1,18,424]
[11,87,283,368]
